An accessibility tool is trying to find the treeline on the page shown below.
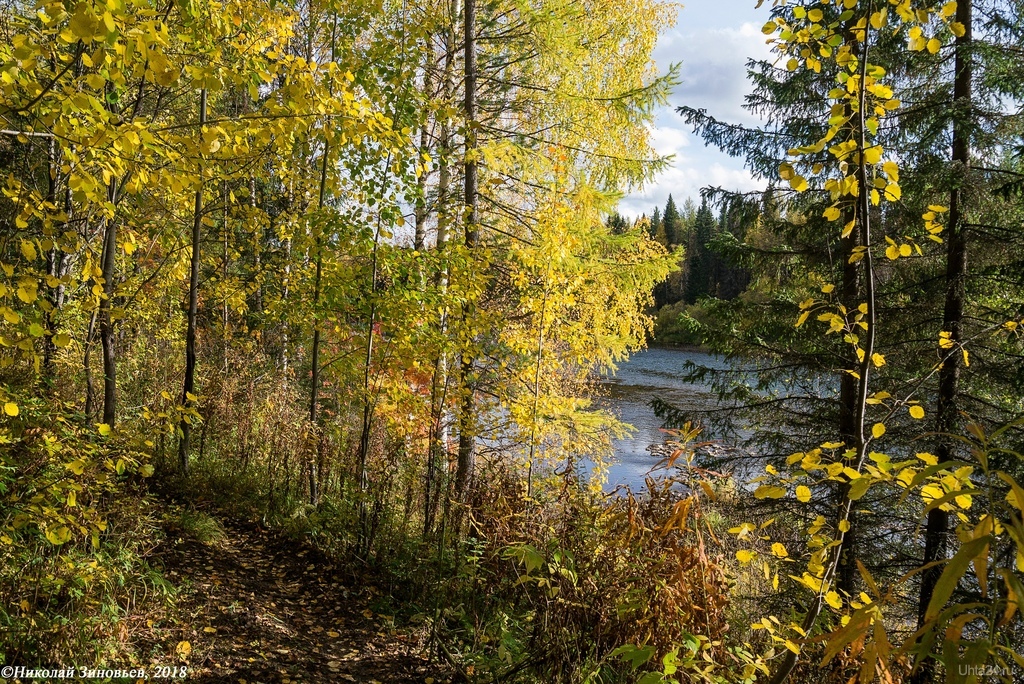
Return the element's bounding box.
[608,195,752,344]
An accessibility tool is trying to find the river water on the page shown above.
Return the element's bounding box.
[592,347,732,490]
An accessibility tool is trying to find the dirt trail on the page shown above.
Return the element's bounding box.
[148,517,445,683]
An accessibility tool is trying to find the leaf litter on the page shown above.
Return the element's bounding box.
[144,513,444,683]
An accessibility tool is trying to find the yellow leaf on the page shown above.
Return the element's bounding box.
[3,402,18,417]
[65,459,86,475]
[69,5,99,40]
[885,244,900,260]
[871,353,885,367]
[925,536,990,621]
[736,549,754,564]
[96,423,112,436]
[927,38,941,54]
[950,22,966,38]
[795,311,810,328]
[772,542,788,558]
[823,207,841,221]
[962,349,969,367]
[54,333,72,348]
[139,464,155,477]
[863,146,882,165]
[21,240,37,261]
[825,591,843,609]
[203,626,217,633]
[67,490,76,507]
[176,640,192,658]
[1000,473,1024,512]
[327,630,340,637]
[796,485,811,503]
[909,405,925,419]
[17,284,37,303]
[754,485,786,499]
[899,243,912,257]
[789,175,808,192]
[872,423,886,439]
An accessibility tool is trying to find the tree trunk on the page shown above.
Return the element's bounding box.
[179,89,207,475]
[99,198,118,427]
[912,3,971,682]
[424,4,456,538]
[769,20,879,684]
[454,0,478,502]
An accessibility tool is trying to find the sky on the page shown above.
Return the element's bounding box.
[618,1,778,218]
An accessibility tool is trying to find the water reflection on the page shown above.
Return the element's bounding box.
[587,347,730,491]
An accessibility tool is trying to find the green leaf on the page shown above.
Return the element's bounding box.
[848,476,872,501]
[925,535,992,622]
[610,644,655,670]
[45,526,71,545]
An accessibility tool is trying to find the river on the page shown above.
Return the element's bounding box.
[592,347,733,491]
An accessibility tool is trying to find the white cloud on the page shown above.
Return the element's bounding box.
[621,5,776,218]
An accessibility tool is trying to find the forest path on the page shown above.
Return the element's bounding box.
[148,514,444,683]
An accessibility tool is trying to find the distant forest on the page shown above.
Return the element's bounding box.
[609,195,751,343]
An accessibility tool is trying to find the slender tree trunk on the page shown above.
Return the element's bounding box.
[308,12,339,507]
[307,148,329,505]
[912,4,971,683]
[454,0,478,502]
[222,181,229,372]
[769,17,878,683]
[282,236,291,374]
[42,137,63,386]
[83,308,99,420]
[836,224,860,594]
[424,11,456,538]
[413,57,435,252]
[526,275,550,498]
[99,198,118,427]
[179,89,207,474]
